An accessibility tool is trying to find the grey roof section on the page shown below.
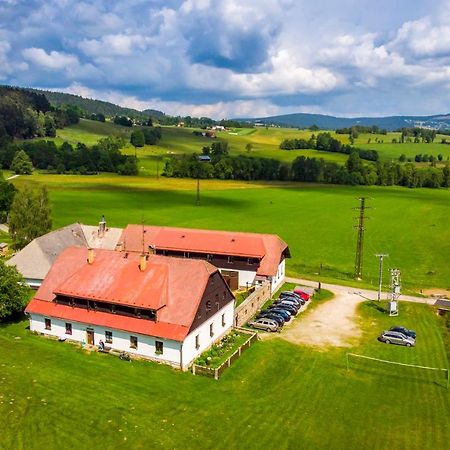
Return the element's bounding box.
[434,298,450,309]
[6,222,122,281]
[81,225,122,250]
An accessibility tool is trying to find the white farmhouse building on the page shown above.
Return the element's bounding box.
[120,225,290,293]
[25,247,235,370]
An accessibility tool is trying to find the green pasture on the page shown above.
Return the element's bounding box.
[11,174,450,291]
[0,300,448,449]
[51,120,450,168]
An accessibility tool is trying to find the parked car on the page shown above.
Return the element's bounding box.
[389,326,416,339]
[249,318,279,332]
[267,307,291,321]
[378,330,415,347]
[276,298,301,309]
[294,287,312,301]
[272,303,298,316]
[280,292,305,305]
[257,311,285,326]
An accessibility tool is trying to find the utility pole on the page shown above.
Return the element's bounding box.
[353,197,370,280]
[388,268,401,316]
[375,254,388,301]
[196,176,200,206]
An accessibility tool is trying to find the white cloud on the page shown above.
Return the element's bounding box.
[79,34,152,57]
[22,47,79,70]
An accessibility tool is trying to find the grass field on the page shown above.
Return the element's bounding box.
[53,120,450,169]
[11,173,450,291]
[1,300,448,449]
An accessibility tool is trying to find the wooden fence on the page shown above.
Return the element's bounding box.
[192,329,258,380]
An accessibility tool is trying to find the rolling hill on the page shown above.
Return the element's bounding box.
[238,112,450,131]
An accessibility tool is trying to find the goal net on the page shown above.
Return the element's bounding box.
[346,353,449,388]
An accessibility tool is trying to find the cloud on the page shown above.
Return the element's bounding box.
[1,0,450,117]
[22,48,79,70]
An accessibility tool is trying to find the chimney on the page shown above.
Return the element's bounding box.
[139,254,147,271]
[115,242,124,252]
[98,215,106,238]
[87,248,95,265]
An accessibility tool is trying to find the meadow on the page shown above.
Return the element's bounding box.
[0,300,448,450]
[53,119,450,175]
[11,173,450,291]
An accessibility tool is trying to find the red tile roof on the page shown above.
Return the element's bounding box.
[120,225,289,277]
[25,247,223,341]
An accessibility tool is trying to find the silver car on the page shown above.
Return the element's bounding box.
[249,318,279,332]
[378,330,416,347]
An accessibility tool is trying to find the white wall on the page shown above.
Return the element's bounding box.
[28,301,235,370]
[270,259,286,293]
[29,314,182,367]
[182,301,234,370]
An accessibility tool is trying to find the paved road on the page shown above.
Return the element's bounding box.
[6,174,20,180]
[285,276,437,306]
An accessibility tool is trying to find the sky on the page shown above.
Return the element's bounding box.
[1,0,450,119]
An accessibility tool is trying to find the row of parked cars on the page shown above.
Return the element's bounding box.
[378,326,417,347]
[248,289,311,332]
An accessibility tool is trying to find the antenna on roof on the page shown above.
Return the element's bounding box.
[141,216,145,255]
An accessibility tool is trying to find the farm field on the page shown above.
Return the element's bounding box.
[11,174,450,291]
[0,301,448,449]
[53,119,450,170]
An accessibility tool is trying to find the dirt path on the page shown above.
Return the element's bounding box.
[276,289,364,347]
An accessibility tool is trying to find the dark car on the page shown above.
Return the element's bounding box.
[280,292,305,305]
[389,326,416,339]
[257,311,285,326]
[272,302,298,315]
[267,307,291,321]
[276,298,301,309]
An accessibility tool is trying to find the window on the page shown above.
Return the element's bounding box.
[195,335,200,350]
[45,318,51,330]
[207,254,213,261]
[130,336,138,349]
[105,331,113,344]
[155,340,164,355]
[65,323,72,335]
[206,300,212,312]
[210,323,214,337]
[227,256,234,263]
[222,313,226,327]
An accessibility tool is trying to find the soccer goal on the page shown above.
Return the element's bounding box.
[346,353,449,389]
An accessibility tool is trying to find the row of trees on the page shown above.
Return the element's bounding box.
[280,132,379,161]
[335,125,388,136]
[0,137,138,175]
[163,150,450,188]
[130,127,162,147]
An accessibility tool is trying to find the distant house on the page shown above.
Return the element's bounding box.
[119,225,290,293]
[7,217,121,288]
[25,247,235,369]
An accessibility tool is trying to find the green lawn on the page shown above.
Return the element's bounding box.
[11,174,450,291]
[1,300,448,449]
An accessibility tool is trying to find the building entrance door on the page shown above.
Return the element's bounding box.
[86,328,95,345]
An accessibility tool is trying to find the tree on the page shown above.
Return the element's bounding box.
[245,143,253,153]
[130,130,145,148]
[9,185,52,249]
[10,150,33,174]
[0,172,16,222]
[0,259,31,320]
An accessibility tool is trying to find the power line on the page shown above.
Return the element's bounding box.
[353,197,371,280]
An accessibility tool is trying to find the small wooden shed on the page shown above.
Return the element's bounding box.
[434,298,450,316]
[0,242,8,255]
